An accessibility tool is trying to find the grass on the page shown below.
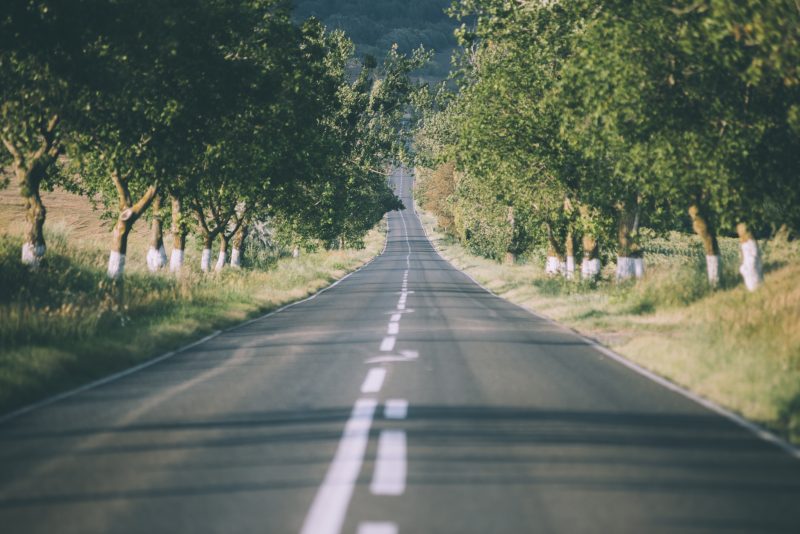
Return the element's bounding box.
[418,207,800,445]
[0,187,386,415]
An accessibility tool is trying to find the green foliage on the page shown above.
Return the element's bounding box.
[2,0,415,269]
[414,0,800,271]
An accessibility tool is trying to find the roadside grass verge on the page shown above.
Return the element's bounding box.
[418,208,800,445]
[0,222,385,415]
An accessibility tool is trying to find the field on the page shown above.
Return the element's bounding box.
[417,207,800,445]
[0,186,385,414]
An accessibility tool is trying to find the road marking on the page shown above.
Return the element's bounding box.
[361,368,387,394]
[396,303,405,311]
[387,322,399,335]
[380,336,396,352]
[365,350,418,365]
[385,399,408,419]
[365,355,411,364]
[370,430,407,495]
[390,313,401,322]
[300,399,378,534]
[358,522,398,534]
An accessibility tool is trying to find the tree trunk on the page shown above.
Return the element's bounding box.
[215,234,229,272]
[147,195,167,272]
[201,233,213,272]
[579,205,600,280]
[231,224,247,268]
[688,204,721,286]
[565,229,575,280]
[109,217,132,279]
[581,233,601,281]
[107,175,157,279]
[170,197,187,273]
[292,245,300,258]
[504,205,516,265]
[737,223,763,291]
[545,223,565,275]
[21,181,47,267]
[3,116,59,268]
[616,197,643,281]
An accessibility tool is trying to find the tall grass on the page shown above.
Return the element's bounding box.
[0,223,385,414]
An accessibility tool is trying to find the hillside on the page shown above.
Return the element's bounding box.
[293,0,457,79]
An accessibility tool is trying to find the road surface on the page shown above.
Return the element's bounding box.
[1,169,799,533]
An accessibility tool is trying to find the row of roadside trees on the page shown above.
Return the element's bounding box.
[414,0,799,290]
[1,0,426,278]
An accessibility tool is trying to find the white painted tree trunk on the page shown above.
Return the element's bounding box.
[633,257,645,279]
[292,246,300,258]
[146,245,168,272]
[214,250,227,272]
[170,249,184,272]
[230,248,242,268]
[739,239,763,291]
[107,251,125,279]
[581,258,601,280]
[545,256,563,275]
[565,255,576,280]
[616,256,636,281]
[706,255,720,286]
[21,242,45,267]
[201,248,212,272]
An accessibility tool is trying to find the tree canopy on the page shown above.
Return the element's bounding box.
[414,0,799,289]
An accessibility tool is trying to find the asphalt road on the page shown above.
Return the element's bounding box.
[1,168,799,534]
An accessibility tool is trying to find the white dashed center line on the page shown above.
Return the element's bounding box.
[357,522,398,534]
[385,399,408,419]
[387,322,399,335]
[380,336,396,352]
[300,399,377,534]
[361,368,387,394]
[370,429,407,495]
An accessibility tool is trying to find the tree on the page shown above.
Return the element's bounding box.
[0,0,105,267]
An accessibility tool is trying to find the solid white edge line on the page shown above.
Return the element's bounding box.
[413,196,800,461]
[370,429,407,495]
[361,368,387,394]
[357,522,398,534]
[0,219,392,426]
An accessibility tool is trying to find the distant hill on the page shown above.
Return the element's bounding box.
[292,0,456,80]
